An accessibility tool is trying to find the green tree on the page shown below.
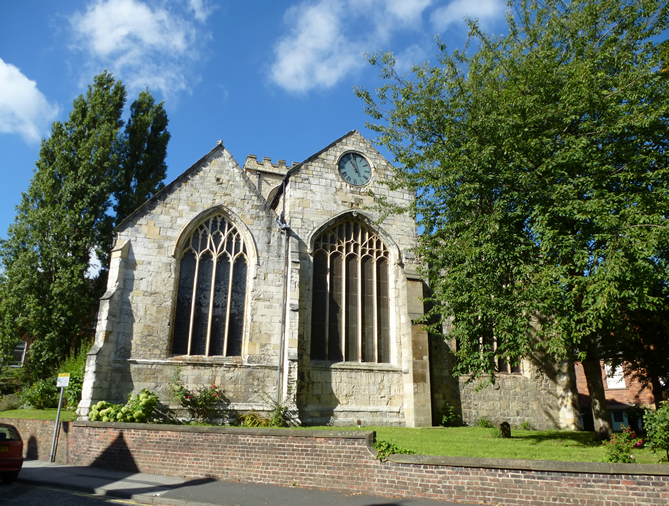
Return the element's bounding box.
[113,89,170,227]
[606,289,669,409]
[356,0,669,439]
[0,72,169,378]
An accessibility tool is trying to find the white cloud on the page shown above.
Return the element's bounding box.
[431,0,506,31]
[385,0,434,27]
[0,59,59,144]
[270,0,434,94]
[69,0,212,99]
[188,0,215,22]
[271,2,359,93]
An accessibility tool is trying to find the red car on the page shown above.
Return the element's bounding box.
[0,423,23,484]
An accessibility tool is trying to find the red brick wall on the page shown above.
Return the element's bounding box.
[2,418,668,506]
[575,361,655,408]
[0,418,73,462]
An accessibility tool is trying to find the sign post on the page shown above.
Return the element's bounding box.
[50,373,70,462]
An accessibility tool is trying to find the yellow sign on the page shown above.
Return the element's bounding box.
[56,373,70,388]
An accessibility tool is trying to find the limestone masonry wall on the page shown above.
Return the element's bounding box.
[3,418,667,506]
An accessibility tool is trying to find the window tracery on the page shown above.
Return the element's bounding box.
[172,214,247,356]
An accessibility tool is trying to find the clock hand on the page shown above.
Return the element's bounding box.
[350,155,361,176]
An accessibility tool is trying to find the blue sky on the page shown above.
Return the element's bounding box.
[0,0,508,241]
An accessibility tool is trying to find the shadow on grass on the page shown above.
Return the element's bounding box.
[512,430,599,447]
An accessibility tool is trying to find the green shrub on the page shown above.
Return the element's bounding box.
[519,420,532,431]
[374,439,416,460]
[235,401,294,428]
[170,369,226,423]
[236,411,268,427]
[476,417,495,429]
[0,368,25,396]
[644,401,669,461]
[440,402,460,427]
[19,379,59,409]
[603,425,643,463]
[171,381,224,423]
[88,389,159,423]
[0,394,20,411]
[59,341,92,408]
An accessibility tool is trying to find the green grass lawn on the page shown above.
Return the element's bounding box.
[301,425,666,465]
[0,408,78,422]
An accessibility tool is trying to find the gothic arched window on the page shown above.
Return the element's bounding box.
[311,218,390,363]
[172,214,248,356]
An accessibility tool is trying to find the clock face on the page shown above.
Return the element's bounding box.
[338,152,371,186]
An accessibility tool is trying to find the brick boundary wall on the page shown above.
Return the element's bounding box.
[2,418,669,506]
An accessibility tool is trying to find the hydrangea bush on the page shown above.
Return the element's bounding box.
[88,389,159,423]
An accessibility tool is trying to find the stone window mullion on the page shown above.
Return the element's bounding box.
[187,253,200,355]
[324,251,331,359]
[373,257,378,363]
[341,251,347,360]
[224,253,235,355]
[205,254,218,357]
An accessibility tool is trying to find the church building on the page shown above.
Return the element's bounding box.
[78,131,581,429]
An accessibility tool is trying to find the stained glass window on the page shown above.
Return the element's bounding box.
[311,218,390,363]
[172,214,248,356]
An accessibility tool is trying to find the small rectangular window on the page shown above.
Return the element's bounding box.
[605,363,626,389]
[10,341,26,367]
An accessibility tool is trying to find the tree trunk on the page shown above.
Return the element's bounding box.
[581,346,613,440]
[651,376,664,410]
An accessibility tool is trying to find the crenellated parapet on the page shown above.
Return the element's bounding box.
[243,155,293,202]
[243,155,293,174]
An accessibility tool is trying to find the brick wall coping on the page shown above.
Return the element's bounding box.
[72,421,375,442]
[389,453,669,476]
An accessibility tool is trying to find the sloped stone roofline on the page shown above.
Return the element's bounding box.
[116,142,266,234]
[268,129,359,210]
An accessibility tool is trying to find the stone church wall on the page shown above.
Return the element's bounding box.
[79,146,288,415]
[430,333,581,430]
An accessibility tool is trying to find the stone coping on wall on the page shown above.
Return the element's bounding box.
[70,421,669,477]
[388,454,669,476]
[72,421,376,444]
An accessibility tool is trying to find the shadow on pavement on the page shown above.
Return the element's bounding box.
[19,461,216,500]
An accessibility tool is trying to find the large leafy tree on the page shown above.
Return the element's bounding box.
[0,72,170,377]
[113,89,169,228]
[357,0,669,438]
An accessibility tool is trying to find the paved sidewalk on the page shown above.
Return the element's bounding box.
[18,460,477,506]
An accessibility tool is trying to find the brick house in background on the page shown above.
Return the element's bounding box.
[575,361,657,431]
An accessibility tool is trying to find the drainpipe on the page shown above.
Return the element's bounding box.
[276,179,290,406]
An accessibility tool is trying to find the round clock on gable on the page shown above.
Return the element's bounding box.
[338,152,372,186]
